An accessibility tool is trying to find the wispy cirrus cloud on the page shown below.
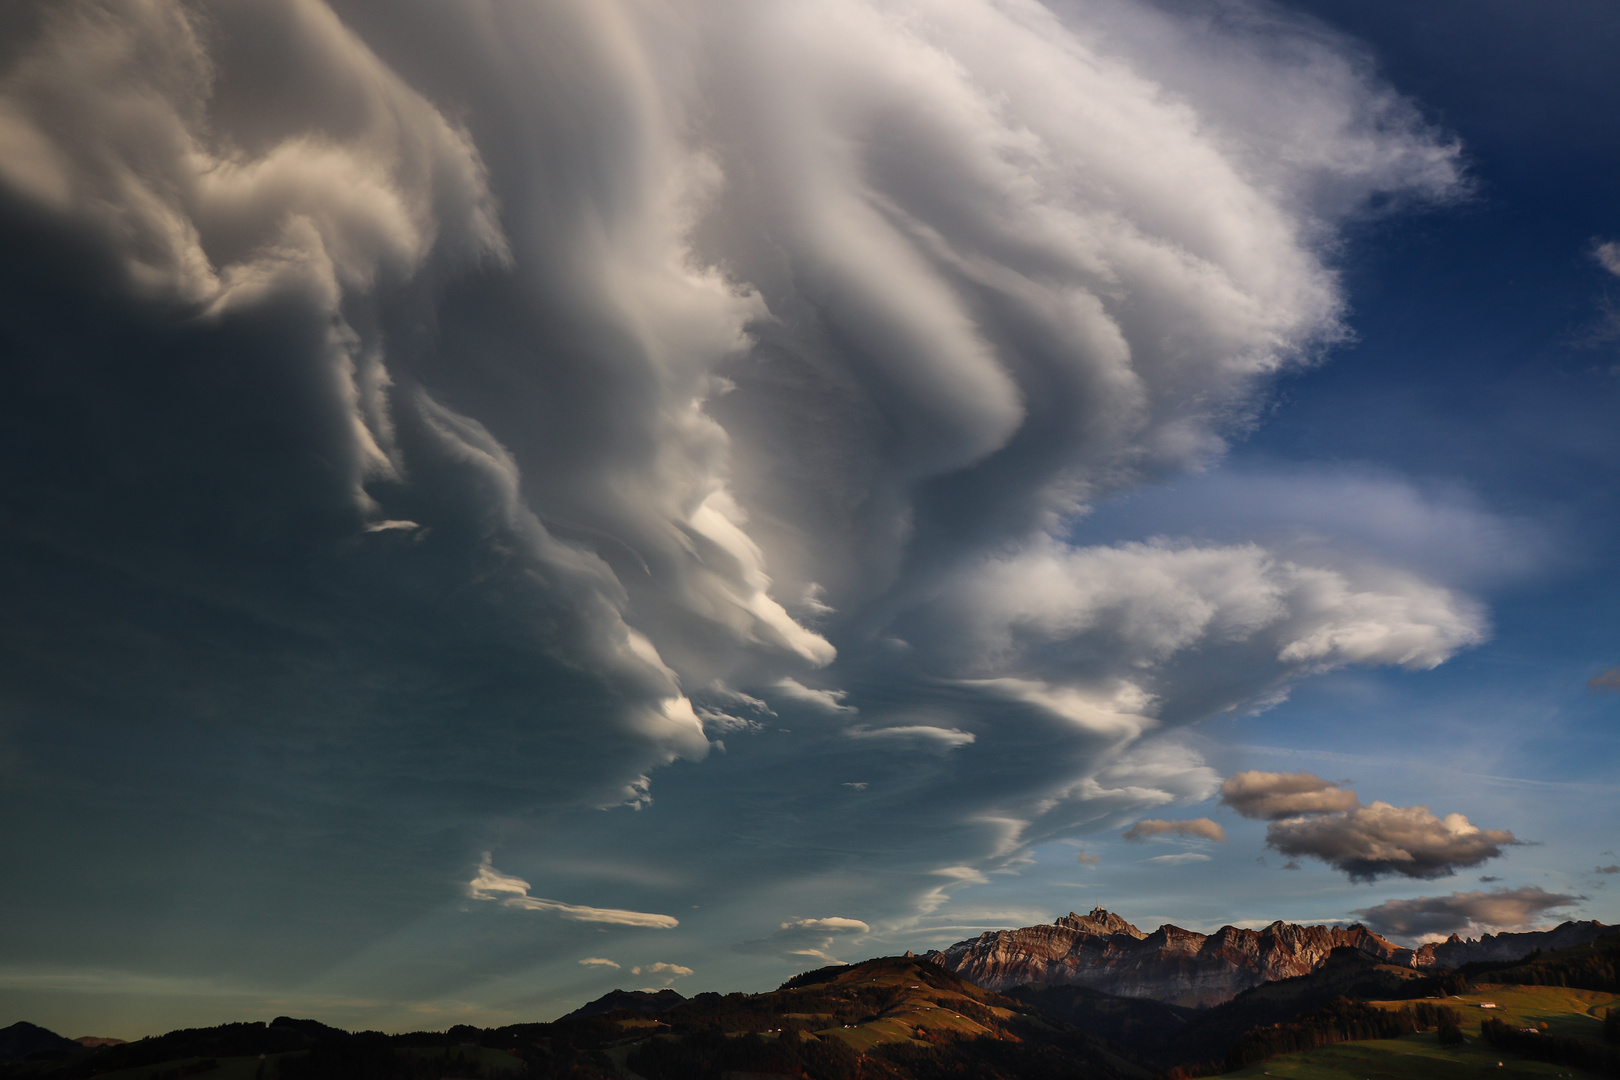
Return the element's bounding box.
[467,858,678,929]
[1123,818,1228,843]
[735,917,871,965]
[1588,666,1620,692]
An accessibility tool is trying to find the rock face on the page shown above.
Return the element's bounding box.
[927,908,1412,1007]
[928,908,1615,1007]
[1418,920,1613,968]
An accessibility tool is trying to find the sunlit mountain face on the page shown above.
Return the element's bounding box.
[0,0,1615,1038]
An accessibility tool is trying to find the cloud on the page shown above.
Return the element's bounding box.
[1076,463,1555,597]
[1353,887,1585,940]
[1146,852,1212,865]
[1595,241,1620,278]
[1588,666,1620,692]
[631,963,693,980]
[0,0,1477,1018]
[468,858,679,928]
[735,916,871,965]
[1218,774,1518,882]
[847,725,976,748]
[1122,817,1228,843]
[1265,802,1518,882]
[1076,852,1100,866]
[773,678,856,714]
[578,958,620,969]
[1596,865,1620,875]
[1221,771,1360,819]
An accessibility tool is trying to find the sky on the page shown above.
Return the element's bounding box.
[0,0,1617,1040]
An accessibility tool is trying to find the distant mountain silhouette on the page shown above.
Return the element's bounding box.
[0,1022,82,1063]
[562,988,689,1019]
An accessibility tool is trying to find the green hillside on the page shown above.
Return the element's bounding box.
[1225,1028,1588,1080]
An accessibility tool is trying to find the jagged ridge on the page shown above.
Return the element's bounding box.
[925,906,1611,1008]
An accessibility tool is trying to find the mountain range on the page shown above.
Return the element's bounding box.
[925,906,1613,1006]
[3,923,1617,1080]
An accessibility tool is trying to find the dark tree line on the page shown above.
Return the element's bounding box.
[1221,999,1462,1071]
[629,1028,864,1080]
[1481,1017,1620,1077]
[1452,933,1620,994]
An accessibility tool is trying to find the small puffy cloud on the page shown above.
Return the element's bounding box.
[1265,802,1518,881]
[1596,865,1620,875]
[579,958,621,969]
[1595,241,1620,277]
[1221,771,1359,819]
[1353,887,1585,939]
[734,916,871,965]
[1122,817,1228,843]
[1076,852,1100,866]
[1146,852,1212,865]
[468,856,678,928]
[631,963,693,980]
[1588,666,1620,692]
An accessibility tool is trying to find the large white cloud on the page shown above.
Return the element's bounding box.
[0,0,1484,1017]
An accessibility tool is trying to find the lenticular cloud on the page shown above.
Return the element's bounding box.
[0,0,1476,935]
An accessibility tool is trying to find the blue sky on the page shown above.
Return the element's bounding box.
[0,0,1616,1040]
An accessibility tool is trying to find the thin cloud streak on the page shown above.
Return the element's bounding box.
[468,858,679,929]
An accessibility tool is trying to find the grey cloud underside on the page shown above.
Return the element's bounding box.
[1265,802,1518,882]
[1220,773,1518,882]
[1353,887,1586,938]
[0,0,1482,1001]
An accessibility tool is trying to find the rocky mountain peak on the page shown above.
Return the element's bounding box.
[927,910,1612,1009]
[1054,907,1146,939]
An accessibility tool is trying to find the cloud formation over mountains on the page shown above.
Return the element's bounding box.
[1354,887,1585,939]
[0,0,1486,1013]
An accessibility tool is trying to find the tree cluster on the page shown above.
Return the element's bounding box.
[1480,1017,1620,1077]
[1221,998,1461,1070]
[1456,933,1620,994]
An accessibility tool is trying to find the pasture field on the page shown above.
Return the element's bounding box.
[1418,984,1620,1041]
[1228,982,1619,1079]
[1224,1029,1592,1079]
